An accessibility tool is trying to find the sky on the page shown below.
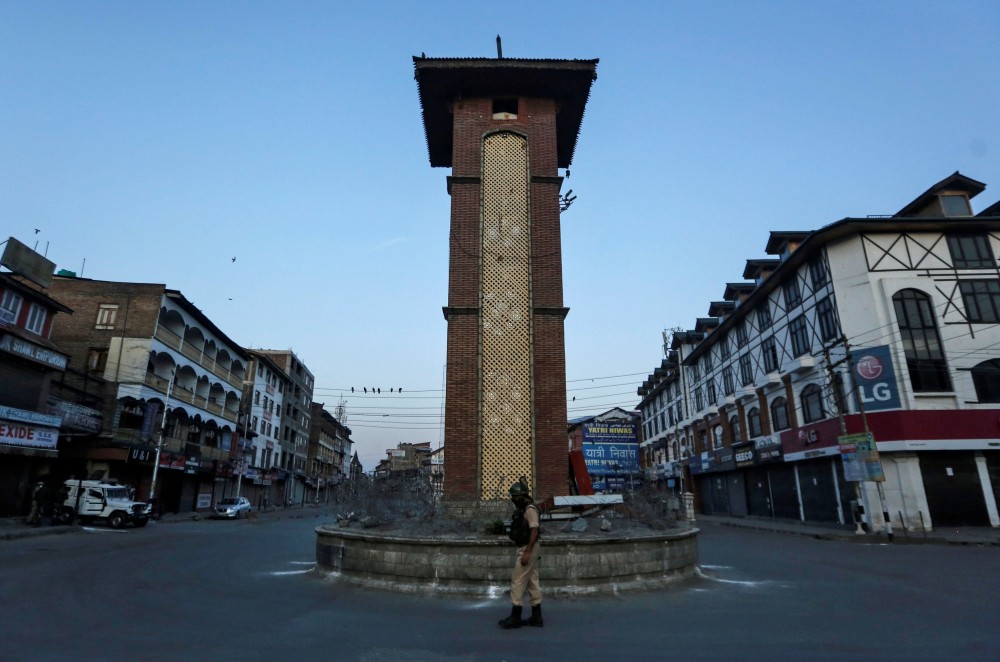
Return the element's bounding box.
[2,1,999,470]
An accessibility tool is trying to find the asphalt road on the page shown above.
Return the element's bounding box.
[2,514,997,661]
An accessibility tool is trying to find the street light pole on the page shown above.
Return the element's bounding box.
[149,370,175,504]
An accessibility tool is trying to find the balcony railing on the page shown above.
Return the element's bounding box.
[154,325,182,351]
[181,343,203,363]
[145,372,170,393]
[155,328,243,390]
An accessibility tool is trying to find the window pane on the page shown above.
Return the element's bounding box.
[748,408,761,437]
[816,297,838,341]
[758,305,772,329]
[960,280,1000,323]
[802,384,824,423]
[770,397,789,430]
[784,279,802,309]
[948,235,994,268]
[810,258,828,290]
[940,195,971,217]
[763,337,779,373]
[971,360,1000,403]
[892,289,952,392]
[790,315,810,356]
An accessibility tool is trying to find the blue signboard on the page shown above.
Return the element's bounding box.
[850,345,901,412]
[582,421,638,444]
[582,442,640,476]
[581,420,640,489]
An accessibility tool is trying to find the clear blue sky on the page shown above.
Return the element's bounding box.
[2,1,998,470]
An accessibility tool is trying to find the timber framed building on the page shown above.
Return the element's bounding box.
[639,173,1000,531]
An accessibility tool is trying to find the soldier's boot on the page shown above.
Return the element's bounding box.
[498,605,523,629]
[524,604,543,627]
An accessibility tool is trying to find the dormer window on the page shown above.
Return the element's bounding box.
[492,98,518,120]
[940,194,972,216]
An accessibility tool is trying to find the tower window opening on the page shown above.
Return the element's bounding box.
[492,98,518,119]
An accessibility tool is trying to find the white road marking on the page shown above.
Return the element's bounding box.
[695,566,782,588]
[82,527,127,533]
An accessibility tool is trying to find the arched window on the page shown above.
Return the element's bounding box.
[801,384,825,423]
[971,359,1000,403]
[712,425,723,449]
[892,289,952,392]
[747,407,762,438]
[770,397,790,431]
[728,414,740,442]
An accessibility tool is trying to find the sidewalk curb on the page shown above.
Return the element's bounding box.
[1,525,82,542]
[706,517,1000,546]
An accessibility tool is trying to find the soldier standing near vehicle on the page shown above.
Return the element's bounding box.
[498,480,543,629]
[25,481,42,525]
[26,481,50,527]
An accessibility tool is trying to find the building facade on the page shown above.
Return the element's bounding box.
[0,239,75,516]
[308,401,352,503]
[47,276,248,514]
[238,351,291,510]
[255,349,314,505]
[639,173,1000,532]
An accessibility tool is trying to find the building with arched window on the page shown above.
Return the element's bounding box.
[47,276,248,514]
[638,173,1000,531]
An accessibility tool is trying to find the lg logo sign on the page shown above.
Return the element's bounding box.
[851,346,901,411]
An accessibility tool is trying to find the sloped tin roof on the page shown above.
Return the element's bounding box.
[413,56,598,168]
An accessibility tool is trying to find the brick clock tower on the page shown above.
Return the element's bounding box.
[413,52,598,503]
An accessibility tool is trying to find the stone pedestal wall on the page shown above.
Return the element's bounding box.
[315,526,699,596]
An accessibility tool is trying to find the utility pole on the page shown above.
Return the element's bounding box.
[149,370,175,506]
[824,344,867,534]
[842,336,894,542]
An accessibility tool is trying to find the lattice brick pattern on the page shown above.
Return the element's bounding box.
[479,132,534,499]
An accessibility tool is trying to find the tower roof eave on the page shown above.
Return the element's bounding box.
[413,56,599,168]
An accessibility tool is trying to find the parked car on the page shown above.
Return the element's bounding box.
[213,496,252,519]
[57,479,151,528]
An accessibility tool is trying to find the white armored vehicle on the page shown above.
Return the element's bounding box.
[58,480,152,528]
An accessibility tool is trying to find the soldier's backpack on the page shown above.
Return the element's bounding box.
[508,504,539,545]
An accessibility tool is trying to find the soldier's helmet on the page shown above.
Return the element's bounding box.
[508,481,530,499]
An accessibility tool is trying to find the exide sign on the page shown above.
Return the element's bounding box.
[850,345,901,412]
[0,422,59,449]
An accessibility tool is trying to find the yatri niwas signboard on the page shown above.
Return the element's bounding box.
[581,421,639,491]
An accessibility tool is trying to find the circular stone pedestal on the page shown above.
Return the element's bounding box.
[315,525,699,596]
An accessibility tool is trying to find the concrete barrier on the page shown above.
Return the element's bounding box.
[315,525,699,596]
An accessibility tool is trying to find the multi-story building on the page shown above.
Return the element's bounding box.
[255,349,313,505]
[374,442,433,479]
[0,238,75,516]
[638,173,1000,532]
[308,402,352,503]
[47,276,248,514]
[238,351,291,509]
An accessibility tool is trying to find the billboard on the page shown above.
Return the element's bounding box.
[850,345,901,412]
[1,236,55,288]
[581,421,638,475]
[838,432,885,482]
